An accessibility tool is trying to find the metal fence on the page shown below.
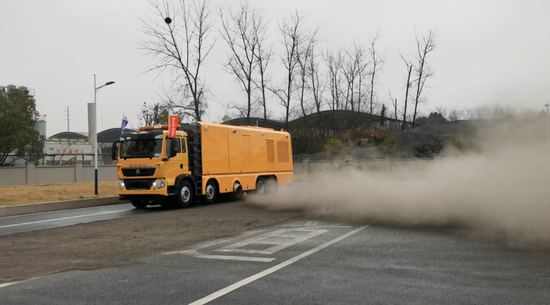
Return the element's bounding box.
[0,161,118,186]
[0,157,437,187]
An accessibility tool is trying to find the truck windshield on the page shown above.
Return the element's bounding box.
[120,139,163,159]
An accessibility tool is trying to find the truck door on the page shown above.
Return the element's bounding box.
[164,137,189,185]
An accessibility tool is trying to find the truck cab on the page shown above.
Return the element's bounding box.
[113,125,191,208]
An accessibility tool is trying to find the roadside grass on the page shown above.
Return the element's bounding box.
[0,182,119,207]
[1,174,366,208]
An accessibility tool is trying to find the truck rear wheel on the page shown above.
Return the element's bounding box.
[265,177,278,193]
[255,177,265,195]
[131,200,148,209]
[231,182,243,200]
[203,180,218,204]
[176,180,193,208]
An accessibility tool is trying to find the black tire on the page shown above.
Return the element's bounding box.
[176,180,193,208]
[131,200,148,209]
[202,180,218,204]
[265,177,278,193]
[255,177,266,195]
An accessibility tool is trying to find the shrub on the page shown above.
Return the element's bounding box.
[381,137,402,159]
[445,133,468,152]
[323,138,343,161]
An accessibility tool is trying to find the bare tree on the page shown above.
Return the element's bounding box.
[307,43,325,113]
[220,1,265,125]
[411,29,436,128]
[434,106,448,120]
[140,0,215,122]
[341,42,368,112]
[447,108,464,122]
[270,10,308,129]
[489,104,515,119]
[250,7,273,127]
[324,48,345,110]
[463,104,516,120]
[400,54,414,131]
[464,105,491,120]
[388,90,400,121]
[367,32,385,115]
[296,27,319,118]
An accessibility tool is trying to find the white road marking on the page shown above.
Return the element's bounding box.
[305,220,319,226]
[0,276,43,289]
[164,230,266,256]
[189,225,369,305]
[0,210,127,229]
[282,224,352,228]
[0,205,132,220]
[166,228,327,262]
[215,228,328,255]
[175,249,275,262]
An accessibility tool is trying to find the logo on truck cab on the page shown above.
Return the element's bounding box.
[129,164,147,168]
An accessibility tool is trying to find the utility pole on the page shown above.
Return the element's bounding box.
[545,101,549,145]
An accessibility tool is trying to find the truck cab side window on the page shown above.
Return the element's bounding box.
[173,139,181,153]
[166,138,181,157]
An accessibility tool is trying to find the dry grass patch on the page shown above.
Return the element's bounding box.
[0,182,119,207]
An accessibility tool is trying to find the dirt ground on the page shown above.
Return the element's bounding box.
[0,182,120,207]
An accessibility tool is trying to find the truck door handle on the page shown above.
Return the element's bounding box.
[180,164,183,169]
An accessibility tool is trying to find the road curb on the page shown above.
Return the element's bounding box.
[0,197,128,218]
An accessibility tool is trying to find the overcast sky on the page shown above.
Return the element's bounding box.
[1,0,549,137]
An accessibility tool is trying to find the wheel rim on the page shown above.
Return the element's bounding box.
[267,180,275,192]
[206,184,215,199]
[257,180,265,193]
[180,186,190,202]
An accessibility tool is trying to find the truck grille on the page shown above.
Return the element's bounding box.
[124,179,155,190]
[122,167,156,177]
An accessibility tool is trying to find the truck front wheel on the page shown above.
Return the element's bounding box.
[176,180,193,208]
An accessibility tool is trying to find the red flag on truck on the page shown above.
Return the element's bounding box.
[168,110,179,138]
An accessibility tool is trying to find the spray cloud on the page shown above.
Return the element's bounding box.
[247,119,550,249]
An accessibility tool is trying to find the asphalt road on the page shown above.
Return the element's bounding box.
[0,180,309,237]
[1,214,549,304]
[0,204,136,236]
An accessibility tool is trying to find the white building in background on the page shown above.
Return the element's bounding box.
[2,84,128,166]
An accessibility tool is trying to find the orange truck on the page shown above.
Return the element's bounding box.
[112,122,293,208]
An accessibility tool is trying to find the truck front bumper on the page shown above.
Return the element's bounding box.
[118,179,170,197]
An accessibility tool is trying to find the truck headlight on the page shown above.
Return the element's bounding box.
[118,181,125,189]
[152,179,165,189]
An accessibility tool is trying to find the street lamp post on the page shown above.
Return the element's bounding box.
[545,102,550,146]
[93,74,115,195]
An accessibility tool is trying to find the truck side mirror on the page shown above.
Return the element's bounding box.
[111,141,119,160]
[169,139,179,157]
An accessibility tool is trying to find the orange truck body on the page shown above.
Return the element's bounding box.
[114,122,293,206]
